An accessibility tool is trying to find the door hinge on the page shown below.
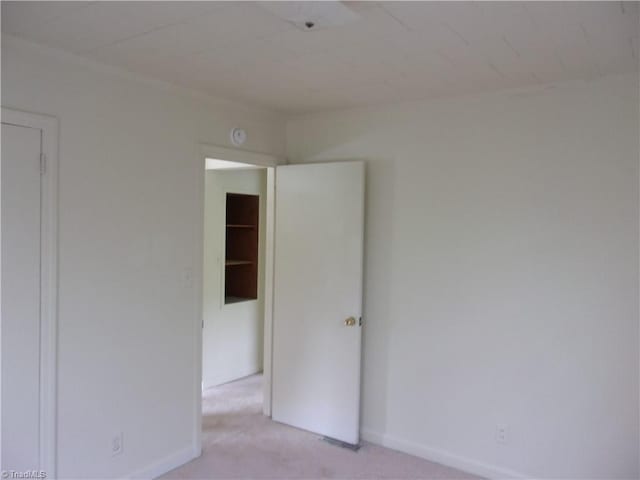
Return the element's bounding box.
[359,317,363,326]
[40,153,46,175]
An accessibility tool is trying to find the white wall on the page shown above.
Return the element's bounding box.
[1,35,285,479]
[286,73,640,479]
[202,168,266,389]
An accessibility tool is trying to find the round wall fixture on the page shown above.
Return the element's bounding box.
[230,128,247,146]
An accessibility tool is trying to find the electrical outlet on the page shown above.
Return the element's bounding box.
[111,432,124,456]
[496,424,508,444]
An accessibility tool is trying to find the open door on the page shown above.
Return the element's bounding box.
[272,161,364,446]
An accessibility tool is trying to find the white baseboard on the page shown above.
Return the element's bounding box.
[124,444,200,479]
[360,428,530,480]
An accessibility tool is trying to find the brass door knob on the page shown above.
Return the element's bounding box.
[344,317,357,326]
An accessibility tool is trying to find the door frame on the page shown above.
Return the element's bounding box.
[1,107,59,476]
[194,143,278,456]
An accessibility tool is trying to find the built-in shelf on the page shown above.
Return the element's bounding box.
[224,193,259,304]
[225,295,255,305]
[225,259,253,266]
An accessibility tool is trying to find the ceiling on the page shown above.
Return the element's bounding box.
[2,1,638,113]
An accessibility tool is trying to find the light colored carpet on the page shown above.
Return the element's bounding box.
[161,374,481,480]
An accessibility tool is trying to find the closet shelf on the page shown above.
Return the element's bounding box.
[225,296,254,304]
[226,224,255,228]
[225,259,253,266]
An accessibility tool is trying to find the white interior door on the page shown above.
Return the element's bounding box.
[272,161,364,446]
[1,122,42,469]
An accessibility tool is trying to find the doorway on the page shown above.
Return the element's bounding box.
[195,143,278,457]
[201,160,268,391]
[195,145,278,459]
